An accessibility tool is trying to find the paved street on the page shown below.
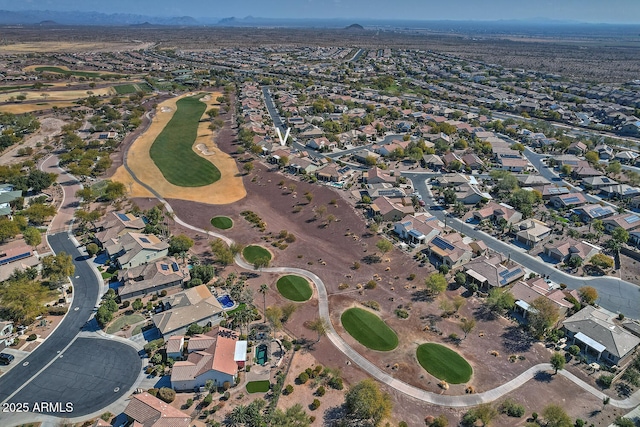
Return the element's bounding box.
[403,172,640,319]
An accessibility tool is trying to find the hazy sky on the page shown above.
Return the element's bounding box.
[5,0,640,24]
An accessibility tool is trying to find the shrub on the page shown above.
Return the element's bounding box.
[328,377,344,390]
[100,412,112,421]
[395,309,409,319]
[568,345,581,356]
[185,398,193,408]
[122,300,130,308]
[365,280,377,289]
[27,333,37,341]
[316,386,326,396]
[499,399,525,417]
[298,372,309,384]
[310,399,321,410]
[362,300,380,311]
[284,384,294,395]
[438,264,449,275]
[223,381,231,390]
[598,374,614,389]
[282,339,292,351]
[223,391,230,400]
[160,290,167,297]
[408,273,416,281]
[147,388,159,397]
[202,393,213,407]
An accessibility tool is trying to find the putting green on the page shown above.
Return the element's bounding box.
[246,380,270,393]
[211,216,233,230]
[341,308,398,351]
[243,245,272,264]
[149,95,221,187]
[276,275,312,302]
[416,343,472,384]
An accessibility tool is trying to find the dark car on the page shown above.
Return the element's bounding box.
[0,352,15,365]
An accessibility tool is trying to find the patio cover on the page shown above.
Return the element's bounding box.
[574,332,606,354]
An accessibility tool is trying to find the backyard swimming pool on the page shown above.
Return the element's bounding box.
[217,295,234,309]
[256,343,268,365]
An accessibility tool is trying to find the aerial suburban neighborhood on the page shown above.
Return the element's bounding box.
[0,3,639,427]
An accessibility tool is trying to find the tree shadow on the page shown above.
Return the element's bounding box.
[411,289,434,302]
[533,370,553,383]
[323,405,347,426]
[473,305,498,322]
[501,325,534,353]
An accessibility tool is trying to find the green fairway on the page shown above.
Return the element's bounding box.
[276,275,312,302]
[105,314,145,334]
[243,245,272,263]
[211,216,233,230]
[149,95,221,187]
[341,308,398,351]
[416,343,472,384]
[34,66,123,79]
[246,380,270,393]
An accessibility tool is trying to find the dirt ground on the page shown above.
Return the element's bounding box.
[0,117,64,166]
[0,41,153,53]
[0,87,114,103]
[0,101,79,114]
[619,253,640,284]
[111,91,247,204]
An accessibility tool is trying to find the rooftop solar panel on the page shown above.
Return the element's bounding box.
[625,215,640,224]
[160,264,169,271]
[140,237,150,243]
[116,213,130,222]
[0,252,30,265]
[563,197,581,204]
[432,236,455,251]
[171,262,179,272]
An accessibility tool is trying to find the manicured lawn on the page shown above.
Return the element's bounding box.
[276,275,312,302]
[211,216,233,230]
[341,308,398,351]
[101,271,114,280]
[242,245,271,264]
[114,84,138,94]
[149,95,221,187]
[416,343,472,384]
[105,314,145,334]
[34,66,123,79]
[246,380,270,393]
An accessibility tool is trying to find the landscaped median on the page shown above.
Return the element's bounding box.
[416,343,472,384]
[341,307,398,351]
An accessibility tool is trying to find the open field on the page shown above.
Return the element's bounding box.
[111,91,246,205]
[149,95,221,187]
[0,101,79,114]
[341,308,398,352]
[30,66,124,79]
[211,216,233,230]
[0,87,114,103]
[276,275,312,302]
[416,343,473,384]
[0,40,154,53]
[242,245,272,264]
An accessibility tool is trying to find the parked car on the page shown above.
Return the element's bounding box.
[0,353,15,365]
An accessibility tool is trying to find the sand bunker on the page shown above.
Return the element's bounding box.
[112,92,246,205]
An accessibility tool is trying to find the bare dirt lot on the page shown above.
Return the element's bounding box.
[0,41,153,53]
[0,116,65,166]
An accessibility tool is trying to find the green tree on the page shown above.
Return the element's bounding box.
[613,417,636,427]
[189,264,215,284]
[560,164,572,176]
[612,227,630,245]
[95,305,113,327]
[243,161,254,174]
[0,218,20,242]
[454,272,467,287]
[542,404,572,427]
[254,257,270,270]
[550,352,565,374]
[590,253,614,270]
[344,379,392,427]
[584,151,600,164]
[308,317,328,342]
[485,288,515,315]
[86,243,99,257]
[26,170,57,193]
[424,273,448,295]
[266,306,283,337]
[281,303,297,323]
[460,318,476,339]
[132,299,143,311]
[23,203,56,225]
[528,296,560,338]
[442,188,457,206]
[168,234,194,255]
[376,239,393,254]
[606,161,622,175]
[578,286,598,305]
[271,403,312,427]
[259,284,268,323]
[22,227,41,248]
[103,181,126,201]
[42,252,75,284]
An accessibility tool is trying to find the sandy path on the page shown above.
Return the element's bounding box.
[111,92,246,205]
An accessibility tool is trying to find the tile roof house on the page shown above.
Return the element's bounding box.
[461,153,485,170]
[455,184,492,205]
[550,192,587,209]
[600,184,640,199]
[544,238,600,263]
[511,277,580,319]
[514,219,552,247]
[562,305,640,365]
[117,257,190,301]
[572,165,602,179]
[152,285,224,339]
[567,141,588,155]
[463,254,525,290]
[582,176,618,190]
[422,154,444,170]
[498,157,530,172]
[369,196,415,222]
[166,335,185,361]
[365,166,395,185]
[473,202,522,225]
[517,174,551,188]
[393,214,441,246]
[573,204,616,222]
[0,240,39,282]
[603,213,640,232]
[426,233,473,269]
[0,184,23,217]
[541,185,570,199]
[123,391,191,427]
[105,232,169,270]
[171,327,242,391]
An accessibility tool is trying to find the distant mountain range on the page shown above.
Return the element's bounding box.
[0,10,638,31]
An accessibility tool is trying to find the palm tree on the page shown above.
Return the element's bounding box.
[259,284,268,323]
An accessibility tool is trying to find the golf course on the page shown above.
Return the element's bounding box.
[341,307,398,351]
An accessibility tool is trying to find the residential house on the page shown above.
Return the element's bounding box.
[170,327,241,391]
[562,305,640,364]
[0,184,22,217]
[0,241,39,282]
[464,253,525,290]
[394,214,441,246]
[461,153,485,170]
[442,152,463,168]
[594,144,614,160]
[315,164,350,182]
[541,185,570,199]
[573,165,602,179]
[573,204,616,222]
[152,285,225,339]
[105,232,169,269]
[600,184,640,199]
[514,219,552,247]
[422,154,444,170]
[352,149,379,164]
[0,320,13,347]
[511,278,579,319]
[377,139,410,157]
[603,213,640,233]
[550,193,587,209]
[123,392,191,427]
[365,166,396,185]
[582,176,618,190]
[498,157,530,172]
[544,238,601,264]
[473,202,522,225]
[117,257,190,301]
[433,173,471,187]
[166,335,184,361]
[455,183,492,205]
[306,137,336,151]
[614,151,638,164]
[426,233,473,269]
[369,196,414,222]
[567,141,588,156]
[518,174,551,188]
[629,231,640,247]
